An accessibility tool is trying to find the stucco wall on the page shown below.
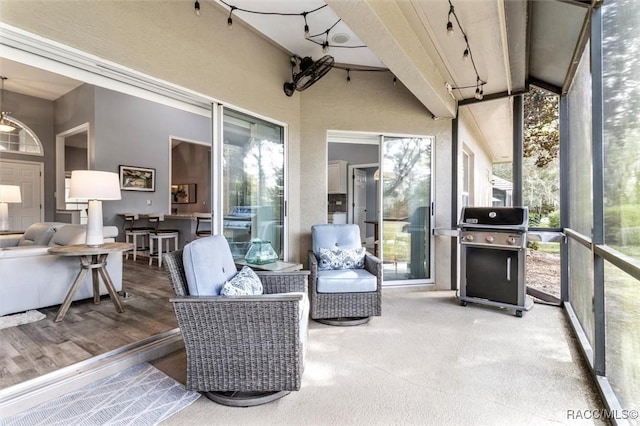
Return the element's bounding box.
[299,70,453,288]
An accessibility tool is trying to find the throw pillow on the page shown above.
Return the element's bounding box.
[221,266,263,296]
[317,247,366,270]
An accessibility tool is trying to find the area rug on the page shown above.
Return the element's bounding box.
[0,310,46,330]
[3,363,200,426]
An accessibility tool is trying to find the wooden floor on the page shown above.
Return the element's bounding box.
[0,256,176,389]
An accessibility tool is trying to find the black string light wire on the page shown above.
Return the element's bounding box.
[446,0,486,100]
[195,1,367,51]
[193,1,396,86]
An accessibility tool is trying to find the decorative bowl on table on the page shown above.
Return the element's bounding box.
[244,239,278,264]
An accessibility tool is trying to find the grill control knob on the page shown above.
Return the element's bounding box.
[507,236,517,245]
[486,235,494,243]
[465,234,474,242]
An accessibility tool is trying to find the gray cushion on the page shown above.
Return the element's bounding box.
[48,225,86,246]
[312,224,362,256]
[316,269,377,293]
[183,235,237,296]
[18,222,65,246]
[221,266,263,296]
[317,247,365,270]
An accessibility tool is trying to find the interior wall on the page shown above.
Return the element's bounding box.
[94,87,210,226]
[300,71,452,288]
[0,0,303,261]
[0,90,54,220]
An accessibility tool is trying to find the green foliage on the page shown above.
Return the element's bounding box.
[523,87,560,168]
[605,204,640,246]
[547,210,560,228]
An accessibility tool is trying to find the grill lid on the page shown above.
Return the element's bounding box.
[460,207,528,228]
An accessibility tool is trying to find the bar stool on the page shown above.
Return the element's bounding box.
[123,213,152,261]
[148,214,179,267]
[194,212,212,238]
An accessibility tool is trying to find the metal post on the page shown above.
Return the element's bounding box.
[559,95,570,303]
[591,5,605,377]
[512,95,524,207]
[450,115,459,290]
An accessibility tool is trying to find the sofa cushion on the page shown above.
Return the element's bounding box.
[183,235,237,296]
[18,222,66,246]
[316,268,377,293]
[221,266,263,296]
[48,225,87,246]
[317,247,365,270]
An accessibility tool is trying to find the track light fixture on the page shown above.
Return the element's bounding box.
[445,0,487,101]
[194,0,200,16]
[346,69,351,84]
[393,76,397,86]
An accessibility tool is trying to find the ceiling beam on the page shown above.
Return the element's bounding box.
[326,0,457,119]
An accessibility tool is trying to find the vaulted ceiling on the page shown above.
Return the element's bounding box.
[215,0,593,162]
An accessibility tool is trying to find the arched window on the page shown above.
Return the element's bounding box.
[0,116,44,156]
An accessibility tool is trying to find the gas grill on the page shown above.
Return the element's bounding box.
[458,206,534,317]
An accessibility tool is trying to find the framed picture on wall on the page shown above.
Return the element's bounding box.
[119,165,155,192]
[171,183,197,204]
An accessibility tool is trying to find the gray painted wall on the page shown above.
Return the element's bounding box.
[0,90,54,220]
[93,86,211,229]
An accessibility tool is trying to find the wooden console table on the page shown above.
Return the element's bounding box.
[48,242,133,322]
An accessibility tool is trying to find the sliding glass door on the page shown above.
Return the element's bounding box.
[222,109,285,259]
[380,136,433,282]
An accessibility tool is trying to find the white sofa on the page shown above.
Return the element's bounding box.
[0,222,123,316]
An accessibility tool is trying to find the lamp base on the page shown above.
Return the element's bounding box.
[85,200,104,246]
[0,202,9,232]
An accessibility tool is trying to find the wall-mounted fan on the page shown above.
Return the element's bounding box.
[283,55,335,97]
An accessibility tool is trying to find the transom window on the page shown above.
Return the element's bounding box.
[0,116,44,155]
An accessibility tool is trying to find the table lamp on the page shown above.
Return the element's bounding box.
[69,170,121,246]
[0,184,22,231]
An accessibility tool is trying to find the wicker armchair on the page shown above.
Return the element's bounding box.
[163,242,310,407]
[308,224,382,326]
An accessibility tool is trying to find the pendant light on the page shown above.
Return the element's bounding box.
[0,77,16,133]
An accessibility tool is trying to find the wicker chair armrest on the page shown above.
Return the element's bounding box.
[255,270,310,294]
[308,251,319,296]
[364,252,383,291]
[170,293,303,304]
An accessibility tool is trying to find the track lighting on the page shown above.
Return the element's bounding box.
[346,69,351,84]
[447,4,454,35]
[462,48,469,60]
[194,0,200,16]
[322,41,329,54]
[446,21,453,35]
[393,76,397,86]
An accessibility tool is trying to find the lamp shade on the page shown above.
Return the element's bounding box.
[0,184,21,203]
[69,170,121,200]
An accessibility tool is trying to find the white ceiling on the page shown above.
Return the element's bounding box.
[0,58,82,101]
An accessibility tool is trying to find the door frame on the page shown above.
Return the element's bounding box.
[0,158,45,226]
[348,162,378,239]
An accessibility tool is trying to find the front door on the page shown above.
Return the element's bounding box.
[0,159,43,230]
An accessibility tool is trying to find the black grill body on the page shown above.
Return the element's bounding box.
[458,207,534,317]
